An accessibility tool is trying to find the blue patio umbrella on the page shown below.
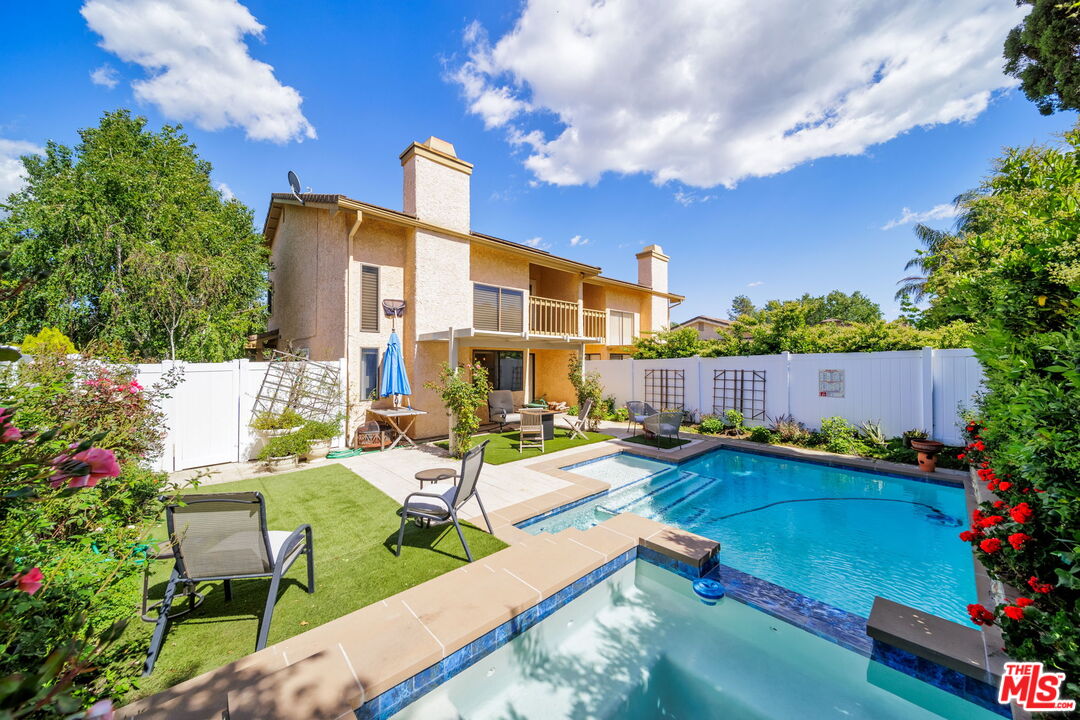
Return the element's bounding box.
[379,330,411,404]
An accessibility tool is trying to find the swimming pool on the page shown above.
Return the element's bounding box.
[389,560,998,719]
[525,449,975,624]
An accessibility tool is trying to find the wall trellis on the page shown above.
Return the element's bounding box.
[644,369,685,410]
[252,350,343,422]
[713,369,766,420]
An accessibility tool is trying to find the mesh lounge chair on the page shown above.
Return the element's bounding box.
[395,441,494,562]
[626,401,658,434]
[519,411,545,453]
[143,492,314,675]
[561,398,593,440]
[487,390,521,432]
[643,411,682,447]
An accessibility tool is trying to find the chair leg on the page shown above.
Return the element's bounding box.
[394,511,408,557]
[223,579,232,602]
[449,511,473,562]
[305,527,315,593]
[257,569,283,651]
[143,568,180,676]
[474,492,494,534]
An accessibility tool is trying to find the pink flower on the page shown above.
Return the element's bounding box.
[13,567,43,595]
[49,447,121,489]
[0,407,21,443]
[86,699,114,720]
[127,380,142,393]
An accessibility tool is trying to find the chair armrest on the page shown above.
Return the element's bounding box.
[402,491,451,508]
[274,524,313,567]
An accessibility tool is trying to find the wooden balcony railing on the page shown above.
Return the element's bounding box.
[529,295,579,337]
[583,309,606,341]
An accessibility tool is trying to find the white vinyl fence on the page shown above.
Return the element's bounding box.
[586,348,982,446]
[137,358,347,472]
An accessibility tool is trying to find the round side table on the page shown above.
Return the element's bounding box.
[415,467,456,489]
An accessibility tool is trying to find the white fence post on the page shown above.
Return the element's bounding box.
[920,347,935,436]
[781,351,792,419]
[233,358,247,463]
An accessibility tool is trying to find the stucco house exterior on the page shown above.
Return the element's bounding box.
[262,137,683,440]
[674,315,733,341]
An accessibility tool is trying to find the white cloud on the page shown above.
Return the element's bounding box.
[881,203,959,230]
[0,139,43,201]
[90,64,119,88]
[673,189,716,206]
[451,0,1026,188]
[81,0,316,143]
[747,281,764,287]
[522,236,550,249]
[216,181,235,201]
[569,234,589,246]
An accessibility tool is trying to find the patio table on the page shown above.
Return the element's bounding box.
[519,407,558,441]
[415,467,456,489]
[368,407,427,450]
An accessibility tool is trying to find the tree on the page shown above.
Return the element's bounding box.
[727,294,756,321]
[631,326,704,359]
[0,110,268,361]
[800,290,882,324]
[1004,0,1080,115]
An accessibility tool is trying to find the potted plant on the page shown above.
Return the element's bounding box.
[910,438,946,472]
[251,408,305,438]
[258,432,311,472]
[298,418,341,460]
[902,428,929,449]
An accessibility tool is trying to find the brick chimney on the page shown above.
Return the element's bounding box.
[400,136,473,234]
[636,244,669,293]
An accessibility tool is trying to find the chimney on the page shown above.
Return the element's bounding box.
[636,244,669,293]
[400,136,473,233]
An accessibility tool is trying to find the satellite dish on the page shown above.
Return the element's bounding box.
[287,170,304,205]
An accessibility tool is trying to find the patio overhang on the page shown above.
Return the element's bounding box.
[417,327,601,348]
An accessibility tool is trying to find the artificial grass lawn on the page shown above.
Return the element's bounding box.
[130,464,506,699]
[622,434,691,449]
[434,428,613,464]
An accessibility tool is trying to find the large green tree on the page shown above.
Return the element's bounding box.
[0,110,268,361]
[1004,0,1080,115]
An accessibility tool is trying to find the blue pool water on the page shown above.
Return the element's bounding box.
[525,449,975,624]
[391,561,999,719]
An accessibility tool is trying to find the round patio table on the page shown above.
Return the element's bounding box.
[415,467,456,489]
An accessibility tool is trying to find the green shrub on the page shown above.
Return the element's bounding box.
[819,416,862,455]
[425,362,491,457]
[250,408,304,431]
[610,406,629,423]
[20,327,76,356]
[722,409,745,434]
[258,432,311,460]
[748,425,775,443]
[698,414,724,434]
[568,356,605,431]
[299,417,341,441]
[769,414,810,444]
[858,420,887,448]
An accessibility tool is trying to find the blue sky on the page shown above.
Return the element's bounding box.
[2,1,1076,321]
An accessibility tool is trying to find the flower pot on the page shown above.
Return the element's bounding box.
[257,427,294,439]
[266,454,299,472]
[305,438,332,460]
[910,439,945,472]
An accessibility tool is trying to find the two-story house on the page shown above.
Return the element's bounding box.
[262,137,683,440]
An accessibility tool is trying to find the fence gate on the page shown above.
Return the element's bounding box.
[713,369,766,420]
[644,369,685,410]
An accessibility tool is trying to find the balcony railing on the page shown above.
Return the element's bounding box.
[525,295,607,341]
[583,309,606,340]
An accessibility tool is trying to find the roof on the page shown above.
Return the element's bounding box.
[262,192,687,298]
[675,315,732,328]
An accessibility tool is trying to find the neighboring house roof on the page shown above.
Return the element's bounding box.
[675,315,733,329]
[262,193,685,301]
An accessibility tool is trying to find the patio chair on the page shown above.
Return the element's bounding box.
[519,411,545,453]
[142,492,314,676]
[395,440,494,562]
[643,411,682,447]
[561,398,593,440]
[487,390,521,432]
[626,401,658,434]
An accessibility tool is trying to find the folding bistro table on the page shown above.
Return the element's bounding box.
[368,407,427,450]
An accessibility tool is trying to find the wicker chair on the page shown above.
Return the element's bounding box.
[643,411,682,447]
[487,390,521,432]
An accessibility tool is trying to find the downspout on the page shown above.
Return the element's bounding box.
[346,209,364,441]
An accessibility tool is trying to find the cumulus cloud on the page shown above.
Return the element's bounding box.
[747,281,764,287]
[881,202,960,230]
[216,181,236,201]
[569,234,589,246]
[90,64,119,88]
[0,139,43,202]
[81,0,316,143]
[522,236,550,249]
[451,0,1025,188]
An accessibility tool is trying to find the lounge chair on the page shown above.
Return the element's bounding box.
[395,440,494,562]
[143,492,314,675]
[519,411,545,453]
[643,411,682,447]
[561,398,593,440]
[626,400,658,434]
[487,390,521,432]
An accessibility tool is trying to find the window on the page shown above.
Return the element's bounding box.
[360,348,379,400]
[472,350,522,391]
[584,353,601,361]
[360,266,380,332]
[608,310,635,345]
[473,284,524,333]
[609,353,631,360]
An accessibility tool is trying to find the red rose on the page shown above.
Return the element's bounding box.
[1008,533,1032,550]
[1003,605,1025,621]
[1010,503,1034,524]
[986,481,998,492]
[12,567,43,595]
[977,515,1004,528]
[1028,576,1053,594]
[973,441,985,452]
[972,509,985,522]
[979,537,1002,553]
[957,453,966,460]
[967,603,994,626]
[959,530,981,542]
[1015,597,1034,607]
[993,500,1006,509]
[997,481,1012,491]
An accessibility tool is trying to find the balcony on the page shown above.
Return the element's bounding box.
[528,295,606,341]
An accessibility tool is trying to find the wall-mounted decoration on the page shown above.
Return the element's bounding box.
[818,369,845,398]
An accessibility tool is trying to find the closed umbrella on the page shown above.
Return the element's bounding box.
[379,331,411,407]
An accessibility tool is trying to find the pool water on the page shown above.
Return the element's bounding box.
[525,449,975,624]
[390,561,999,719]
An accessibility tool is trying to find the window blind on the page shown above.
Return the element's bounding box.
[360,266,379,332]
[474,284,500,331]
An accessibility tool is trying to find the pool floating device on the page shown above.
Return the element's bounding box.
[692,578,726,605]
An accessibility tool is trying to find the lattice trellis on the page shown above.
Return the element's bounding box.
[644,369,685,410]
[251,350,343,422]
[713,369,766,420]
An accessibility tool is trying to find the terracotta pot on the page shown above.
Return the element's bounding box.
[266,454,299,472]
[910,439,945,472]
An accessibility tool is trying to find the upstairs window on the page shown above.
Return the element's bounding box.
[608,310,635,345]
[473,284,524,333]
[360,266,379,332]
